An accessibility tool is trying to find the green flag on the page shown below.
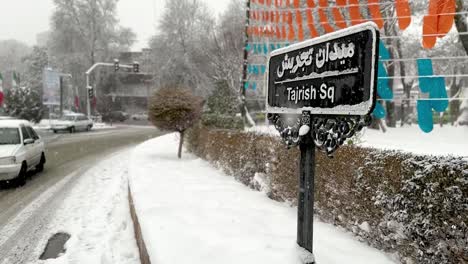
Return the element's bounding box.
[12,72,20,88]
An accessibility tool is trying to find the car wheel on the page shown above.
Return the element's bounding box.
[69,127,75,133]
[36,153,46,173]
[53,130,57,134]
[13,163,27,187]
[86,125,92,131]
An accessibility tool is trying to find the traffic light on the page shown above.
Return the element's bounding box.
[133,61,139,73]
[114,59,120,72]
[87,86,94,98]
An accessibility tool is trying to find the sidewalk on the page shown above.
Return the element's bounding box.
[128,134,397,264]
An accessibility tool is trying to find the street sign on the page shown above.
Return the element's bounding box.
[266,22,379,116]
[42,68,61,106]
[266,23,380,264]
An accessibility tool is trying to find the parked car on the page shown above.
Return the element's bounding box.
[51,113,93,133]
[102,111,129,122]
[0,120,46,186]
[131,112,149,121]
[91,115,103,123]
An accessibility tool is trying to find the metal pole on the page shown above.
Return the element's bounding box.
[59,76,64,117]
[239,0,251,126]
[84,61,137,120]
[86,73,91,119]
[298,134,315,264]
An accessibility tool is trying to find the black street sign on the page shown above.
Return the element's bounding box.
[266,22,379,116]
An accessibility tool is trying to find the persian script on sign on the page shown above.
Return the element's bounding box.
[266,22,379,116]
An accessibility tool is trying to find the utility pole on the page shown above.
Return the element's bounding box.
[240,0,251,126]
[59,77,64,117]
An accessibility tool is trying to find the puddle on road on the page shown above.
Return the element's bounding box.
[39,232,71,260]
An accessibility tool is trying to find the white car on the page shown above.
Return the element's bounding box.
[51,114,93,133]
[131,112,149,121]
[0,120,46,186]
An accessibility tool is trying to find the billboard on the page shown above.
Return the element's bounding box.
[42,68,61,106]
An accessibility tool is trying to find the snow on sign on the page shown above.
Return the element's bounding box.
[266,22,379,116]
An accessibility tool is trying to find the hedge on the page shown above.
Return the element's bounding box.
[186,124,468,264]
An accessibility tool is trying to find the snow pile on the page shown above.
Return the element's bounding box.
[246,125,468,157]
[33,119,54,130]
[245,124,280,136]
[32,150,140,264]
[128,134,396,264]
[359,126,468,157]
[92,122,116,130]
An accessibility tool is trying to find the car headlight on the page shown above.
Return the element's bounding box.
[0,156,16,165]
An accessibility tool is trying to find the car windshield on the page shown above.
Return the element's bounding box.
[0,128,21,145]
[60,116,76,121]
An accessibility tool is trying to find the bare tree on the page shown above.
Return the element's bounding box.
[49,0,136,110]
[0,39,31,75]
[455,0,468,54]
[149,0,215,97]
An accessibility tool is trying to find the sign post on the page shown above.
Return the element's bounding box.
[266,22,379,263]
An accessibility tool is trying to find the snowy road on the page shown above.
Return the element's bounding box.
[0,126,161,263]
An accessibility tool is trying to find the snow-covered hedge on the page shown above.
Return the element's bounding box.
[186,125,468,264]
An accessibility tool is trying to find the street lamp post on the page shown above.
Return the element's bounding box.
[85,61,139,119]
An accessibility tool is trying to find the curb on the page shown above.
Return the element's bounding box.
[128,185,152,264]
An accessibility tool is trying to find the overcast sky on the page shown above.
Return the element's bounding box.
[0,0,231,50]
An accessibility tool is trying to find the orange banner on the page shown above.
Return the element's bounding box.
[348,0,365,25]
[331,5,347,28]
[293,0,300,8]
[276,25,282,39]
[318,0,334,33]
[287,11,295,41]
[282,24,287,40]
[306,9,319,37]
[395,0,411,30]
[368,0,384,28]
[296,10,305,41]
[282,11,288,39]
[437,0,455,36]
[307,0,315,8]
[423,0,439,48]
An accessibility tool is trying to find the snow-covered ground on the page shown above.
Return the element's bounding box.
[359,126,468,157]
[247,125,468,157]
[128,134,397,264]
[33,119,116,131]
[29,150,139,264]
